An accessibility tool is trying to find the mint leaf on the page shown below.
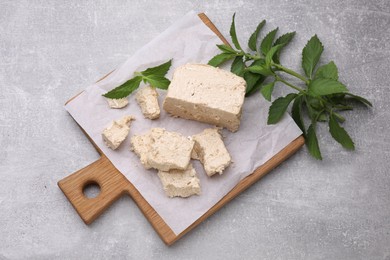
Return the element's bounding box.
[244,72,261,94]
[141,59,172,77]
[260,28,278,55]
[291,95,305,135]
[260,81,275,101]
[217,44,238,54]
[267,93,297,124]
[142,75,170,89]
[317,112,328,122]
[308,78,348,96]
[306,95,323,110]
[248,20,266,51]
[274,32,296,47]
[231,56,246,76]
[305,95,328,123]
[302,35,324,79]
[103,60,172,98]
[273,32,296,64]
[244,60,265,94]
[329,113,355,150]
[245,76,266,96]
[266,44,285,66]
[305,101,322,122]
[345,93,372,107]
[328,93,347,106]
[230,13,242,50]
[315,61,338,80]
[247,64,273,76]
[103,76,142,99]
[208,53,237,67]
[306,124,322,159]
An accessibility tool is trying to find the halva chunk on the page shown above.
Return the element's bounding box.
[163,64,246,132]
[106,98,129,109]
[192,128,231,176]
[157,164,201,198]
[102,115,135,150]
[135,86,160,119]
[130,133,153,169]
[130,128,194,171]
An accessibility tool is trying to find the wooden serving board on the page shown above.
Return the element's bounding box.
[58,13,305,246]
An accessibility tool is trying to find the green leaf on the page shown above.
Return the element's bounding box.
[249,58,265,67]
[244,59,273,96]
[141,59,172,77]
[266,44,284,66]
[142,74,170,89]
[247,64,273,76]
[267,93,298,124]
[306,95,323,110]
[306,124,322,159]
[244,60,265,94]
[329,113,355,150]
[302,35,324,79]
[317,112,328,122]
[273,32,296,64]
[244,72,261,93]
[260,81,275,101]
[231,56,246,76]
[217,44,238,54]
[248,20,266,51]
[230,13,242,50]
[328,93,347,106]
[308,78,348,96]
[306,103,321,122]
[345,93,372,107]
[274,31,296,47]
[305,96,324,122]
[103,76,142,99]
[291,95,305,135]
[208,53,237,67]
[315,61,338,80]
[245,77,267,97]
[260,28,279,55]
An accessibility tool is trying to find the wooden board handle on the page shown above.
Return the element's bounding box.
[58,155,130,224]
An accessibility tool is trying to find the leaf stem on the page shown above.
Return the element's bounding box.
[275,76,305,92]
[334,104,353,110]
[326,108,345,122]
[272,63,309,84]
[243,52,261,60]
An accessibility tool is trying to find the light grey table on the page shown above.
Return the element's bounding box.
[1,1,389,259]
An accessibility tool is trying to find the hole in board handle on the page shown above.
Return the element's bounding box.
[82,181,101,199]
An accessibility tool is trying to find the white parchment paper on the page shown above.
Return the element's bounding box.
[65,11,302,235]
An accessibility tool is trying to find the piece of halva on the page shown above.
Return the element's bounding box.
[163,64,246,132]
[130,132,153,169]
[102,115,135,150]
[106,98,129,109]
[157,164,201,198]
[192,128,231,176]
[147,128,194,171]
[130,128,194,171]
[135,86,160,119]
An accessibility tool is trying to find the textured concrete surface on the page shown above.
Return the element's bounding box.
[1,0,389,259]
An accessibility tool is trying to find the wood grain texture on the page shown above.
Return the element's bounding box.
[58,13,305,246]
[58,156,130,224]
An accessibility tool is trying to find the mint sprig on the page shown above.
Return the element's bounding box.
[103,59,172,99]
[208,14,372,159]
